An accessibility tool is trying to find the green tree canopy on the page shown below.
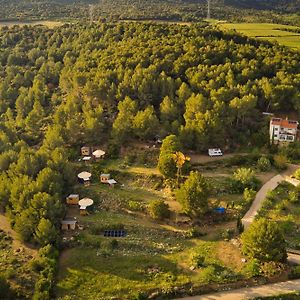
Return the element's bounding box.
[158,134,181,178]
[241,218,287,262]
[176,171,209,217]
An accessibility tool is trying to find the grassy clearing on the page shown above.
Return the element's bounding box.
[218,23,300,49]
[56,210,247,299]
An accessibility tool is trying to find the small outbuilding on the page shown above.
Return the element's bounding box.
[100,173,111,183]
[82,156,92,164]
[61,219,77,230]
[92,149,106,161]
[66,194,79,205]
[81,146,91,156]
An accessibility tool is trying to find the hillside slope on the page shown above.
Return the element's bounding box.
[225,0,300,12]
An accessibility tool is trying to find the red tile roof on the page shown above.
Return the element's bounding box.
[271,118,298,129]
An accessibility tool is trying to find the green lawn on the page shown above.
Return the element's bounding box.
[218,23,300,49]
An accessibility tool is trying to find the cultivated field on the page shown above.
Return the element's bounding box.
[218,23,300,49]
[0,21,63,28]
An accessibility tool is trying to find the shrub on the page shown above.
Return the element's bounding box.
[293,169,300,180]
[220,228,234,241]
[257,156,271,172]
[289,190,299,204]
[243,258,260,277]
[273,154,288,170]
[185,228,206,238]
[288,266,300,279]
[148,200,170,220]
[106,139,120,159]
[0,275,15,299]
[243,188,256,203]
[231,168,260,193]
[32,244,58,300]
[236,217,244,233]
[128,200,144,212]
[259,261,285,278]
[90,224,104,235]
[191,254,205,268]
[124,153,136,165]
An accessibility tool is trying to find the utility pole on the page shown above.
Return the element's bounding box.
[207,0,211,19]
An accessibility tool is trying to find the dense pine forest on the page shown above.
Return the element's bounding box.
[0,21,300,297]
[1,22,300,230]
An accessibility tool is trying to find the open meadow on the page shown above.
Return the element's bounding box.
[218,23,300,49]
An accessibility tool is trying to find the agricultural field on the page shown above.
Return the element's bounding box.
[0,20,63,28]
[218,23,300,49]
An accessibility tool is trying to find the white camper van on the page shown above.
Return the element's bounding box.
[208,148,223,157]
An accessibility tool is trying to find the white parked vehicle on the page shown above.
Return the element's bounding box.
[208,148,223,157]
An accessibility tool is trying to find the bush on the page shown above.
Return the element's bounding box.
[231,168,260,193]
[191,254,205,268]
[243,188,256,203]
[273,154,288,170]
[32,244,58,300]
[288,265,300,279]
[106,139,120,159]
[0,275,15,299]
[90,224,104,235]
[220,228,234,241]
[185,228,206,238]
[128,200,144,212]
[148,200,170,220]
[243,258,260,277]
[257,156,271,171]
[259,261,285,278]
[289,190,299,204]
[293,169,300,180]
[124,153,136,165]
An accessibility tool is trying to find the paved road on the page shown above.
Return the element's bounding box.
[242,174,284,229]
[173,279,300,300]
[288,252,300,265]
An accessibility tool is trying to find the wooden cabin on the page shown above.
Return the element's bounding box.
[61,220,77,230]
[100,173,111,183]
[81,146,91,156]
[66,194,79,205]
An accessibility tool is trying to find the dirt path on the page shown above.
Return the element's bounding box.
[242,164,299,229]
[0,213,37,255]
[189,153,245,164]
[173,279,300,300]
